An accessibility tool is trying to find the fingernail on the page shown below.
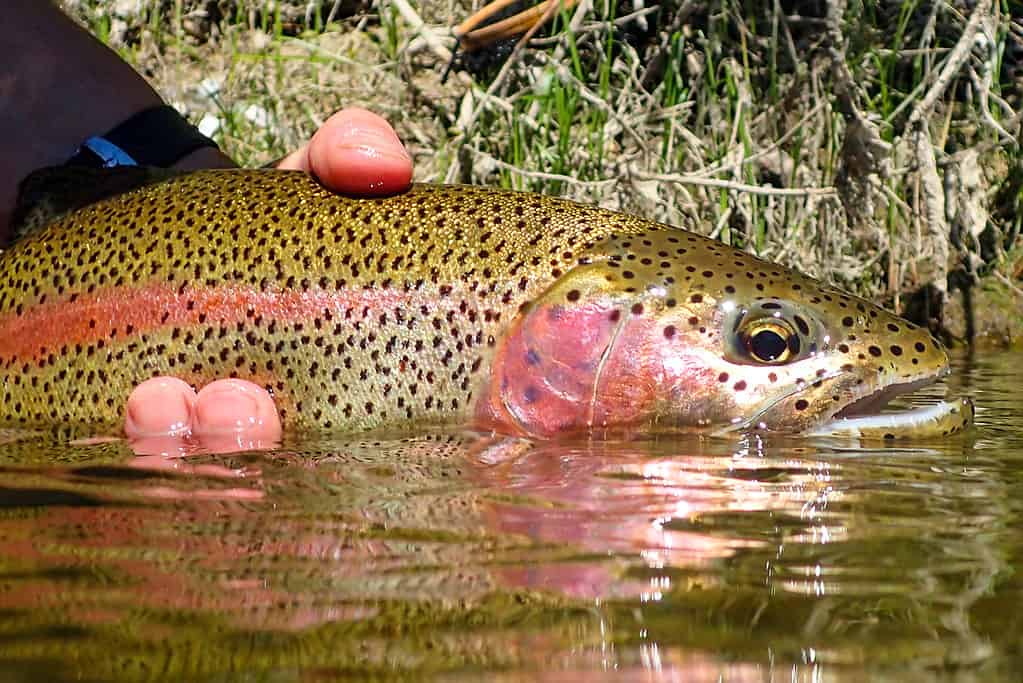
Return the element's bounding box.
[345,143,412,166]
[195,380,263,434]
[340,135,411,164]
[337,118,411,161]
[125,377,195,437]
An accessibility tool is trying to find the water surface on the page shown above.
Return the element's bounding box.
[0,350,1020,681]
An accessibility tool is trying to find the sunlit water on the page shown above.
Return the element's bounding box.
[0,351,1020,681]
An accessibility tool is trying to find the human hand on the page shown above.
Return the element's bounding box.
[126,108,412,455]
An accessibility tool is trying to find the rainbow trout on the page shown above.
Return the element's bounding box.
[0,169,971,439]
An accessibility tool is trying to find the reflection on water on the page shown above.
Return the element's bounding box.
[0,351,1021,681]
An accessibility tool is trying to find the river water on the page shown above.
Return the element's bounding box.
[0,350,1019,681]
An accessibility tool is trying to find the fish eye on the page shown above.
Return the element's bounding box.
[742,320,799,364]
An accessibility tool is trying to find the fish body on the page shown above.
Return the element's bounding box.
[0,170,968,437]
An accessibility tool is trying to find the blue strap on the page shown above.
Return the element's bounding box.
[78,136,138,167]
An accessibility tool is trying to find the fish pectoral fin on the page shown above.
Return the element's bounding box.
[11,165,182,243]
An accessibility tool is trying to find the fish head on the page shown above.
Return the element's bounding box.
[480,227,963,438]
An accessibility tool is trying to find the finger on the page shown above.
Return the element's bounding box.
[193,379,282,452]
[276,107,412,196]
[124,377,282,456]
[124,377,197,438]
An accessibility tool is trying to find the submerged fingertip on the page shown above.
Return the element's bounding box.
[194,379,282,440]
[124,377,197,438]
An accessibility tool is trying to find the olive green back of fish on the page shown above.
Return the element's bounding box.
[0,170,654,431]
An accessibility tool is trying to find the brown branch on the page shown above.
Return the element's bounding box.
[633,172,837,198]
[905,0,993,129]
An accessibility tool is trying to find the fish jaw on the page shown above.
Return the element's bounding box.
[807,397,974,439]
[712,363,947,436]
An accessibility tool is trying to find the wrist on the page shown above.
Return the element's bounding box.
[170,146,235,171]
[66,105,225,170]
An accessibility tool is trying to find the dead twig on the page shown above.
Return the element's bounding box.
[693,102,825,177]
[390,0,471,85]
[897,0,995,305]
[993,271,1023,299]
[911,125,950,300]
[826,0,892,261]
[482,155,618,187]
[905,0,993,129]
[633,172,837,198]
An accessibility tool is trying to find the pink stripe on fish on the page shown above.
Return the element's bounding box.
[0,282,415,364]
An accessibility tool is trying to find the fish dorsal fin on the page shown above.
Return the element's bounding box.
[10,165,182,242]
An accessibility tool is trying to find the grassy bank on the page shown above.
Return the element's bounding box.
[63,0,1022,343]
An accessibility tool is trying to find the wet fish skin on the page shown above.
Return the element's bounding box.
[0,169,951,436]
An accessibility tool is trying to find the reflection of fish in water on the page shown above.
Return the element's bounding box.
[0,168,971,439]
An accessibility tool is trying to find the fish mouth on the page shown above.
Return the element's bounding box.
[831,377,938,419]
[808,374,974,439]
[717,366,973,439]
